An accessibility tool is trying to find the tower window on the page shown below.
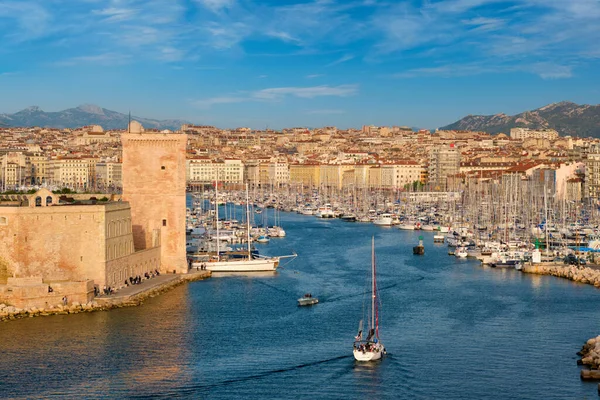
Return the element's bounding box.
[162,219,167,226]
[161,166,166,170]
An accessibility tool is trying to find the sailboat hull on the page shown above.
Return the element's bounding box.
[353,343,385,361]
[195,258,279,272]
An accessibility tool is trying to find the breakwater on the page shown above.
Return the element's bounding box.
[0,270,210,322]
[521,263,600,287]
[579,336,600,379]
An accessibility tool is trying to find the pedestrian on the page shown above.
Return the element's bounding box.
[62,296,67,306]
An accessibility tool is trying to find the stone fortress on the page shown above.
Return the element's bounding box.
[0,122,187,308]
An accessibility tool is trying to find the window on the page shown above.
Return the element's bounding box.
[162,219,167,227]
[0,217,7,226]
[161,166,166,170]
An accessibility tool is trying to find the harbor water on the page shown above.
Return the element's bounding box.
[2,210,600,398]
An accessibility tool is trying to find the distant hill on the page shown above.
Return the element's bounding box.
[440,101,600,137]
[0,104,190,130]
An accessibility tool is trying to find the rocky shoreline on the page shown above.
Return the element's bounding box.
[521,263,600,287]
[578,336,600,381]
[0,271,210,323]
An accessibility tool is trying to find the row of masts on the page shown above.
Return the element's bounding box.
[190,174,600,250]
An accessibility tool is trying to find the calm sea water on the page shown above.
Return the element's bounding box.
[2,206,600,399]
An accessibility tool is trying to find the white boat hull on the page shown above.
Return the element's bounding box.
[398,224,415,230]
[373,218,393,226]
[195,258,279,272]
[353,343,385,361]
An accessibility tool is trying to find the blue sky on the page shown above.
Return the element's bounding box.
[0,0,599,129]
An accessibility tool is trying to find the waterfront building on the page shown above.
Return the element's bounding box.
[267,162,290,187]
[289,163,320,188]
[187,157,244,185]
[27,153,49,185]
[380,161,423,189]
[48,156,97,190]
[428,144,461,190]
[0,152,28,190]
[585,144,600,199]
[95,161,123,191]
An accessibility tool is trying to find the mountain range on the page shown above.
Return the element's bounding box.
[440,101,600,137]
[0,104,189,131]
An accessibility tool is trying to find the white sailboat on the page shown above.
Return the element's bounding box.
[353,237,386,362]
[193,183,280,272]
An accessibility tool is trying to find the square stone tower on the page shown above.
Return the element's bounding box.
[122,121,188,273]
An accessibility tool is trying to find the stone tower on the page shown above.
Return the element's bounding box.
[122,121,188,273]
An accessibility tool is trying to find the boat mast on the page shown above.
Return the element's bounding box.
[371,236,375,335]
[246,183,251,260]
[215,170,220,262]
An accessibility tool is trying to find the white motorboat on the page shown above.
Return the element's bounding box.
[398,223,416,230]
[353,237,386,362]
[455,247,468,258]
[315,204,335,218]
[373,213,394,226]
[298,293,318,306]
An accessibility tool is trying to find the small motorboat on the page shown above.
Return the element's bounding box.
[256,235,270,243]
[298,293,319,306]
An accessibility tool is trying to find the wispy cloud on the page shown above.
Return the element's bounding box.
[326,54,355,67]
[192,84,358,108]
[253,84,358,100]
[92,7,138,23]
[196,0,235,13]
[192,96,246,108]
[528,63,574,80]
[394,61,575,80]
[55,52,132,67]
[306,74,324,79]
[0,71,20,77]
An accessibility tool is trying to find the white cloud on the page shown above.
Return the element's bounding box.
[55,52,132,66]
[192,96,246,108]
[326,54,354,67]
[192,84,358,108]
[92,7,137,22]
[529,63,573,80]
[306,74,324,79]
[253,84,358,100]
[196,0,235,13]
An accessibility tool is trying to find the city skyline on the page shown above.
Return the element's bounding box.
[1,0,599,129]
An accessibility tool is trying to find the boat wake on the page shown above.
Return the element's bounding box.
[254,280,296,295]
[150,355,353,396]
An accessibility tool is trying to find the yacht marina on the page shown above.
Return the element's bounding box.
[187,177,600,273]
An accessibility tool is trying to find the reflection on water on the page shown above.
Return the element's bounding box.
[211,271,278,279]
[2,210,600,399]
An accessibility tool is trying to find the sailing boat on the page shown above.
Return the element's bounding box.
[353,237,386,361]
[192,183,281,272]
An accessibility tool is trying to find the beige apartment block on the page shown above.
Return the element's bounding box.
[122,125,187,274]
[290,163,320,187]
[510,127,559,141]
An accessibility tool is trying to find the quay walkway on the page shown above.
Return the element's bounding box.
[95,270,211,306]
